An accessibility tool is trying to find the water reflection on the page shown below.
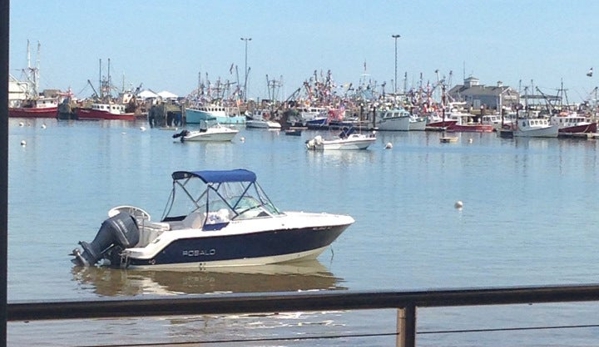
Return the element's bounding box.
[305,148,377,167]
[71,259,345,296]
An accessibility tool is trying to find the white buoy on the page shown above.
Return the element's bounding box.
[140,126,146,131]
[19,122,24,127]
[20,140,26,146]
[468,138,473,143]
[385,142,393,149]
[240,137,245,142]
[454,201,463,209]
[41,123,46,129]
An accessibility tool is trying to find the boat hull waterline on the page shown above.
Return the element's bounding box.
[126,219,348,269]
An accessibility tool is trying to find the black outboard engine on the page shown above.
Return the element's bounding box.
[72,212,140,267]
[172,129,190,142]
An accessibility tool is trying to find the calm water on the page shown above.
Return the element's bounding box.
[7,118,599,346]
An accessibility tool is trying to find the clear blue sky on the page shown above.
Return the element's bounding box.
[9,0,599,103]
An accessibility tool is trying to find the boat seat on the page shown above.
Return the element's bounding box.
[205,209,231,224]
[182,212,205,229]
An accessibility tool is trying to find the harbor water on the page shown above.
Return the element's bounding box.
[7,118,599,346]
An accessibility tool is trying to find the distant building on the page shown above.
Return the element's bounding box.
[447,77,520,111]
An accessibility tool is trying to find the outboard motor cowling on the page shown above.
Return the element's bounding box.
[73,212,140,267]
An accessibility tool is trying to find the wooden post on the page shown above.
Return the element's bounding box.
[396,305,416,347]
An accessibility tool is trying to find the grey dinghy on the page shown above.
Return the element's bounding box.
[71,169,354,269]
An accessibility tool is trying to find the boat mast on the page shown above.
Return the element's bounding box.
[107,58,111,99]
[34,41,40,97]
[24,40,40,99]
[99,59,102,99]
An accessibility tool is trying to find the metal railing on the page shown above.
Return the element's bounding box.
[8,283,599,347]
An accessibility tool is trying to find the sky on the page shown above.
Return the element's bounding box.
[8,0,599,103]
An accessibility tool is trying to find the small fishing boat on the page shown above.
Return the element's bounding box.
[9,97,59,118]
[550,111,597,135]
[71,169,354,269]
[76,103,136,121]
[513,118,559,138]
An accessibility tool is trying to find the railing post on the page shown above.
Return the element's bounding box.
[397,305,416,347]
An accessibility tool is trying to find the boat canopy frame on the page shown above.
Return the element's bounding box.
[161,169,282,223]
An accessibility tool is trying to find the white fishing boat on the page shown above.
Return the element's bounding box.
[71,169,354,269]
[306,127,377,150]
[482,114,515,131]
[185,104,245,124]
[375,108,411,131]
[408,115,428,131]
[513,118,559,138]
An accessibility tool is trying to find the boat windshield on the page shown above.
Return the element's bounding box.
[162,171,283,221]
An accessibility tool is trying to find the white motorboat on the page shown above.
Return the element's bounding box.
[306,127,377,150]
[246,110,281,129]
[172,121,238,142]
[513,118,559,138]
[71,169,354,269]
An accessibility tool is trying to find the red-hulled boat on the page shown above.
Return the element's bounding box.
[447,123,495,133]
[76,103,136,121]
[550,112,598,134]
[9,97,58,118]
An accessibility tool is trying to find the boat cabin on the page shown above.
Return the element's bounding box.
[91,103,127,114]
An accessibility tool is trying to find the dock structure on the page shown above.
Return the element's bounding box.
[149,101,183,128]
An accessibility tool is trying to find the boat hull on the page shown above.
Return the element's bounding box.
[318,138,375,150]
[377,116,410,131]
[126,222,350,269]
[76,108,136,121]
[514,126,559,138]
[409,119,427,131]
[558,123,598,134]
[9,106,57,118]
[448,124,495,133]
[246,120,281,129]
[183,130,238,142]
[425,120,458,131]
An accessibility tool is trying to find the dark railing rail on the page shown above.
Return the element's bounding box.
[8,284,599,347]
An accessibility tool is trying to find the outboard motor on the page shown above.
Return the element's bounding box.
[72,212,140,267]
[172,129,190,142]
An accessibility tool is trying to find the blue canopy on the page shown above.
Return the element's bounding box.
[172,169,257,183]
